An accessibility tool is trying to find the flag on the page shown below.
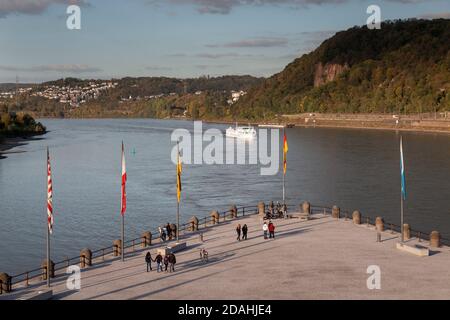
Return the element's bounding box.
[121,141,127,216]
[283,131,288,175]
[177,148,182,203]
[47,148,54,234]
[400,136,406,200]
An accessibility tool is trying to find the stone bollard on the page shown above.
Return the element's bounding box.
[230,205,238,218]
[41,260,55,280]
[141,231,152,247]
[113,239,122,257]
[430,231,441,247]
[375,217,384,232]
[189,216,199,231]
[301,201,311,215]
[210,210,220,224]
[332,206,340,219]
[258,202,265,217]
[0,272,12,294]
[352,210,361,225]
[80,248,92,268]
[403,224,411,240]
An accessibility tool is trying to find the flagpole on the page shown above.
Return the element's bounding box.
[400,191,404,243]
[400,136,404,243]
[282,128,286,205]
[46,147,50,287]
[121,213,124,262]
[121,141,125,262]
[176,140,180,242]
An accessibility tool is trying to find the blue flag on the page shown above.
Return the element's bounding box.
[400,137,406,200]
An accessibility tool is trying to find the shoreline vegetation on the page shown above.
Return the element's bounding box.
[0,112,46,158]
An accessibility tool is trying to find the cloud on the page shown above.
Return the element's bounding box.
[418,12,450,19]
[150,0,437,14]
[0,64,102,73]
[195,64,229,69]
[207,37,288,48]
[0,0,89,18]
[145,66,172,71]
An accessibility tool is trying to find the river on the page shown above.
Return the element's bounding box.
[0,119,449,274]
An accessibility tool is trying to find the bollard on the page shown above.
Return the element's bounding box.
[41,260,55,280]
[113,239,122,257]
[80,248,92,268]
[403,224,411,240]
[430,231,441,247]
[332,206,340,219]
[352,210,361,225]
[375,217,384,232]
[258,202,265,217]
[377,232,381,243]
[301,202,311,215]
[230,205,238,218]
[189,216,199,231]
[199,233,204,242]
[141,231,152,247]
[210,210,220,224]
[0,273,12,294]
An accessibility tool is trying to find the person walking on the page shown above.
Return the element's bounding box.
[155,253,163,272]
[242,224,248,240]
[145,252,153,272]
[166,223,172,241]
[163,254,169,272]
[168,253,176,272]
[268,221,276,239]
[236,224,242,241]
[263,222,268,239]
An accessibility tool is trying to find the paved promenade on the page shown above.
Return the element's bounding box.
[6,213,450,299]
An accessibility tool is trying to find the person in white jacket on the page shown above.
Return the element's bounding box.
[263,222,268,239]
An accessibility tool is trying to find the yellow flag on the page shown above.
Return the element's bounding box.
[177,151,182,203]
[283,132,288,175]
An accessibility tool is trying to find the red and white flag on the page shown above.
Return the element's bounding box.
[47,148,54,234]
[121,142,127,216]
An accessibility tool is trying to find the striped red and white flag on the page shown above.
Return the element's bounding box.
[121,142,127,216]
[47,148,54,234]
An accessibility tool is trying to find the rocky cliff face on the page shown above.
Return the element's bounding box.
[314,62,349,87]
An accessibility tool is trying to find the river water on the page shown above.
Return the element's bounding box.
[0,119,449,274]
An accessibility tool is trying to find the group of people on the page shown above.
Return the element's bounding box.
[158,223,177,242]
[235,221,276,241]
[267,201,287,219]
[145,251,177,273]
[263,221,276,239]
[235,224,249,241]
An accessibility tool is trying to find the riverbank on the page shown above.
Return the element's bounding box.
[3,210,450,300]
[204,113,450,135]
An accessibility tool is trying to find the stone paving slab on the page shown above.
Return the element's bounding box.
[5,214,450,300]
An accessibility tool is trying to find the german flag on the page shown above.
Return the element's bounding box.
[283,132,288,175]
[177,150,182,203]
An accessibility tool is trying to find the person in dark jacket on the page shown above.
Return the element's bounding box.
[155,253,163,272]
[268,221,275,239]
[242,224,248,240]
[163,254,169,272]
[236,224,241,241]
[168,253,176,272]
[145,252,153,272]
[166,223,172,240]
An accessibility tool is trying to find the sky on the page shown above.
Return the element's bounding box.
[0,0,449,83]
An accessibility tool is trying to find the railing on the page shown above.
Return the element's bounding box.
[3,202,449,295]
[4,204,260,293]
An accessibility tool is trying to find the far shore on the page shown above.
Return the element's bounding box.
[27,113,450,136]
